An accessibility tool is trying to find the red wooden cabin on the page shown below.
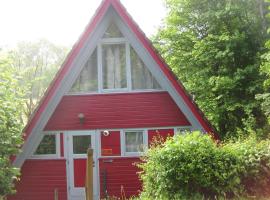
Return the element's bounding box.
[9,0,218,199]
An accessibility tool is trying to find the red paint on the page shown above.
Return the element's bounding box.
[60,133,64,157]
[99,157,142,198]
[148,129,174,146]
[45,92,190,131]
[74,159,87,187]
[8,160,67,200]
[101,131,121,156]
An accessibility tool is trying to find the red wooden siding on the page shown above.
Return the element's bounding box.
[101,131,121,156]
[45,92,190,131]
[99,157,141,198]
[8,160,67,200]
[74,159,87,187]
[148,129,174,146]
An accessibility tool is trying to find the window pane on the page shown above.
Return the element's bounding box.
[125,131,144,153]
[70,48,98,92]
[130,47,161,90]
[102,44,127,89]
[73,135,91,154]
[103,23,123,38]
[176,128,191,134]
[35,135,56,155]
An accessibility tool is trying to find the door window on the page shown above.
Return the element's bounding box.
[73,135,91,154]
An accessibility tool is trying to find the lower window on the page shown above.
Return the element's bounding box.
[33,134,58,157]
[125,131,145,154]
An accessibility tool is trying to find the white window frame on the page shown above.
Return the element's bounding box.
[122,129,148,156]
[100,38,130,93]
[31,132,60,159]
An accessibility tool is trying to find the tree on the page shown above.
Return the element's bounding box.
[154,0,268,138]
[0,40,68,198]
[256,44,270,126]
[256,0,270,125]
[0,55,23,198]
[7,39,69,123]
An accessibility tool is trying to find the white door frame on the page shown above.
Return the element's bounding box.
[65,131,99,200]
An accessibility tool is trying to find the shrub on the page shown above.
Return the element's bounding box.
[138,132,270,199]
[228,137,270,197]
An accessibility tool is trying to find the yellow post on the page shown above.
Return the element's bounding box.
[85,148,93,200]
[54,188,58,200]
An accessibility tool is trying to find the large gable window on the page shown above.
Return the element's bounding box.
[70,48,98,93]
[102,43,127,89]
[69,22,162,94]
[130,47,161,90]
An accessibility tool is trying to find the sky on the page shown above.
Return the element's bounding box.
[0,0,167,47]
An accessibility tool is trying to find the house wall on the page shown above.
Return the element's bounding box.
[101,131,121,156]
[44,92,190,131]
[8,160,67,200]
[11,92,190,199]
[99,157,141,198]
[99,128,175,198]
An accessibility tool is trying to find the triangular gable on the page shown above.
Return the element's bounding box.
[14,0,218,167]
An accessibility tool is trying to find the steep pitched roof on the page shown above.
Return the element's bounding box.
[14,0,219,167]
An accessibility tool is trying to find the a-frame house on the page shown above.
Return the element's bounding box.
[9,0,218,199]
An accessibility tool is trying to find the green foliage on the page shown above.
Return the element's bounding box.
[154,0,268,138]
[138,132,270,199]
[257,38,270,124]
[0,56,23,197]
[4,39,69,124]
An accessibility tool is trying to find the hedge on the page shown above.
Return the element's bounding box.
[138,132,270,199]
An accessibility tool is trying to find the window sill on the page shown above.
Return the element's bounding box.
[30,155,59,159]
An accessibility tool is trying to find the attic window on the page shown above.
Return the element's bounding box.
[102,43,127,89]
[130,47,161,90]
[70,48,98,93]
[103,22,123,38]
[68,22,163,94]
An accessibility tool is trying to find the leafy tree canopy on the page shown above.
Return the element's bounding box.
[257,41,270,122]
[2,39,69,124]
[155,0,269,138]
[0,55,24,197]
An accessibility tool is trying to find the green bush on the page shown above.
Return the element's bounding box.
[138,132,270,199]
[0,57,23,198]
